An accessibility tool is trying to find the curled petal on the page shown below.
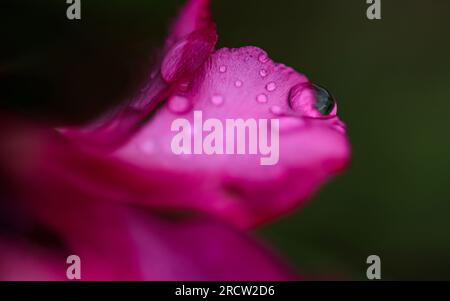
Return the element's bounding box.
[161,28,217,84]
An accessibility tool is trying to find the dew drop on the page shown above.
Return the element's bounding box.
[211,95,224,106]
[219,65,227,73]
[139,141,155,154]
[270,105,283,115]
[259,69,268,77]
[313,84,336,115]
[178,81,190,92]
[258,53,269,63]
[288,83,336,117]
[266,82,277,92]
[235,80,243,88]
[256,94,268,104]
[168,95,191,114]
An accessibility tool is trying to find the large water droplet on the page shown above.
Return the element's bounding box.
[211,95,224,106]
[219,65,227,73]
[256,94,268,103]
[259,69,268,77]
[313,84,336,115]
[168,95,191,114]
[266,82,277,92]
[235,80,243,88]
[288,83,336,117]
[258,53,269,63]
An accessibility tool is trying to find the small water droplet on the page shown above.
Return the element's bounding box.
[259,69,268,77]
[168,95,191,114]
[219,65,227,73]
[266,82,277,92]
[235,80,243,88]
[139,141,155,154]
[258,53,269,63]
[270,105,283,115]
[211,95,224,106]
[256,94,268,103]
[178,81,190,92]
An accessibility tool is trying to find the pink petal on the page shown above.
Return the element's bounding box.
[59,0,350,228]
[166,0,214,47]
[161,28,217,83]
[57,49,350,228]
[0,131,296,281]
[0,118,296,280]
[36,202,297,281]
[0,237,65,281]
[113,46,351,227]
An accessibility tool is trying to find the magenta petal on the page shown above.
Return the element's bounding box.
[0,237,65,281]
[114,46,351,227]
[161,28,217,83]
[0,125,296,280]
[49,205,297,280]
[166,0,213,46]
[0,0,351,281]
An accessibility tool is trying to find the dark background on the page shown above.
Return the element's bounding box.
[1,0,450,280]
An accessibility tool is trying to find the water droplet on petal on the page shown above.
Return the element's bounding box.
[235,80,243,88]
[266,82,277,92]
[256,94,268,103]
[139,141,155,154]
[211,95,224,106]
[288,82,336,117]
[313,84,336,115]
[270,105,283,115]
[219,65,227,73]
[168,95,191,114]
[178,81,190,92]
[258,53,269,63]
[259,69,268,77]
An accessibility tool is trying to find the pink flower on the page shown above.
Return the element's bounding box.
[0,0,350,280]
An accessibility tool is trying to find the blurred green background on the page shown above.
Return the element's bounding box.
[2,0,450,280]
